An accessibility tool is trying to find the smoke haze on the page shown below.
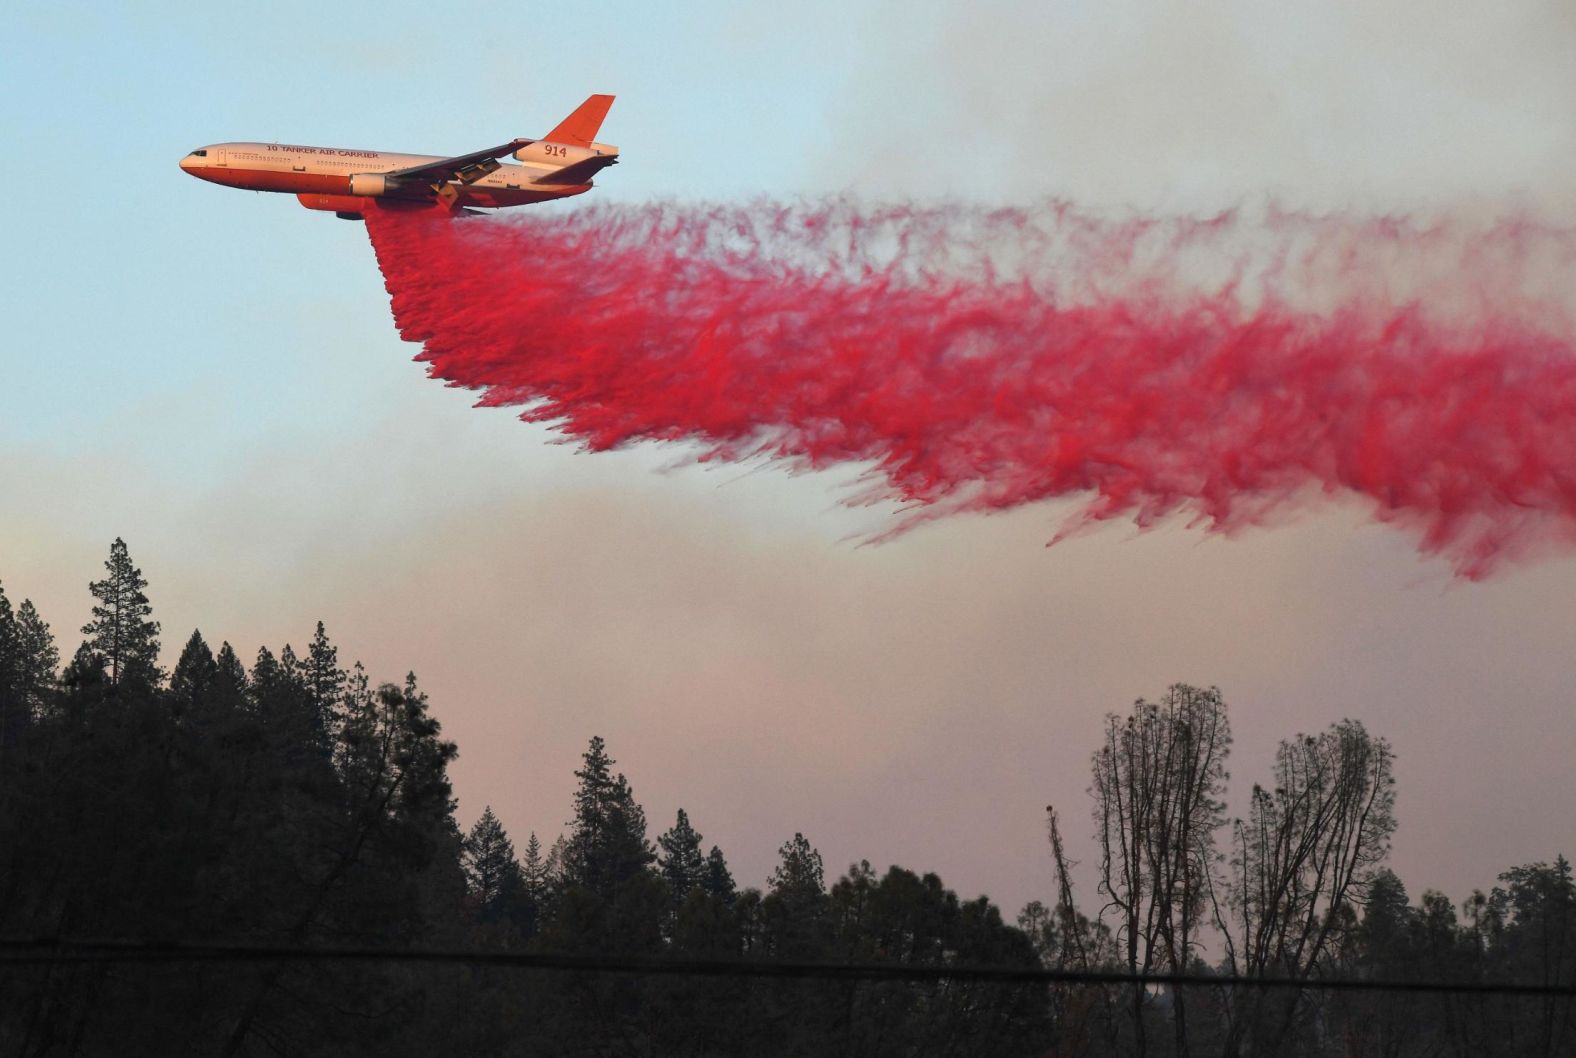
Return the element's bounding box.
[10,0,1576,925]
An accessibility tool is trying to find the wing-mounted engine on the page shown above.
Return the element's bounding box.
[348,173,411,197]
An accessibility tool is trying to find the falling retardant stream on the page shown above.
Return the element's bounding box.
[364,200,1576,579]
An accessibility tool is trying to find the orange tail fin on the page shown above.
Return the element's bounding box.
[544,94,615,148]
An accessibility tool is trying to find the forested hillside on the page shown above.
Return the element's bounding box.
[0,541,1570,1056]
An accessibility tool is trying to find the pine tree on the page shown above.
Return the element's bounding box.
[765,833,830,960]
[0,595,58,731]
[14,600,59,717]
[208,641,248,714]
[545,834,569,887]
[0,582,16,671]
[81,537,161,686]
[61,641,107,689]
[0,583,19,755]
[463,806,525,914]
[168,629,217,718]
[522,832,552,898]
[299,621,345,753]
[248,645,294,722]
[278,644,302,684]
[334,661,375,779]
[570,735,615,845]
[250,645,282,696]
[658,809,707,906]
[252,644,323,758]
[1362,869,1412,957]
[384,673,457,822]
[563,736,655,899]
[769,832,825,904]
[702,845,737,907]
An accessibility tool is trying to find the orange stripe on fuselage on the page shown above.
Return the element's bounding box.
[196,166,352,196]
[193,165,593,208]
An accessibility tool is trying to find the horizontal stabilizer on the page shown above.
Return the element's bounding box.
[544,95,615,149]
[534,153,619,185]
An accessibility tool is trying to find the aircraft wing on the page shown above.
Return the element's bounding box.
[387,139,535,186]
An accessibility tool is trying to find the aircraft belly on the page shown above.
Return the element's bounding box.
[195,167,596,211]
[203,167,352,195]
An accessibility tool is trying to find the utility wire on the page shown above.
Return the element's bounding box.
[0,938,1571,998]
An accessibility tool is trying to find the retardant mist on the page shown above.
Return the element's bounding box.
[365,201,1576,579]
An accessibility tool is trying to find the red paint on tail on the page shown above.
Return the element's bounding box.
[365,202,1576,578]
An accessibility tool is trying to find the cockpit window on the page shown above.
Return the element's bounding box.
[190,149,208,157]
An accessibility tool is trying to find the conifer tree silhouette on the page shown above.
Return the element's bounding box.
[81,538,160,686]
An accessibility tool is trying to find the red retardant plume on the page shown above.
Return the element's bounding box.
[365,201,1576,579]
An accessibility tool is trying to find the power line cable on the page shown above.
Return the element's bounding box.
[0,939,1570,998]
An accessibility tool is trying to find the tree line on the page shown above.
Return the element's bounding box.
[1025,686,1572,1056]
[0,540,1570,1056]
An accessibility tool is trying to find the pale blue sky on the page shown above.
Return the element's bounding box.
[3,0,875,462]
[3,0,1574,915]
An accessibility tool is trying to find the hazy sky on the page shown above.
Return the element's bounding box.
[3,0,1574,917]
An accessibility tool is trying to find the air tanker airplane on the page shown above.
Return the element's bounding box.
[180,94,618,219]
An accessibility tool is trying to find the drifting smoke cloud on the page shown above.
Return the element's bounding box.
[366,201,1576,579]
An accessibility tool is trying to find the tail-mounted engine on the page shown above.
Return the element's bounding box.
[513,141,603,167]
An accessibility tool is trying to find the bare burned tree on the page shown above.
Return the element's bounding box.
[1091,685,1231,1058]
[1044,805,1121,1056]
[1048,807,1091,972]
[1216,719,1397,1058]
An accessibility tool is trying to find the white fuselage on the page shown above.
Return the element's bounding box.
[180,139,616,214]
